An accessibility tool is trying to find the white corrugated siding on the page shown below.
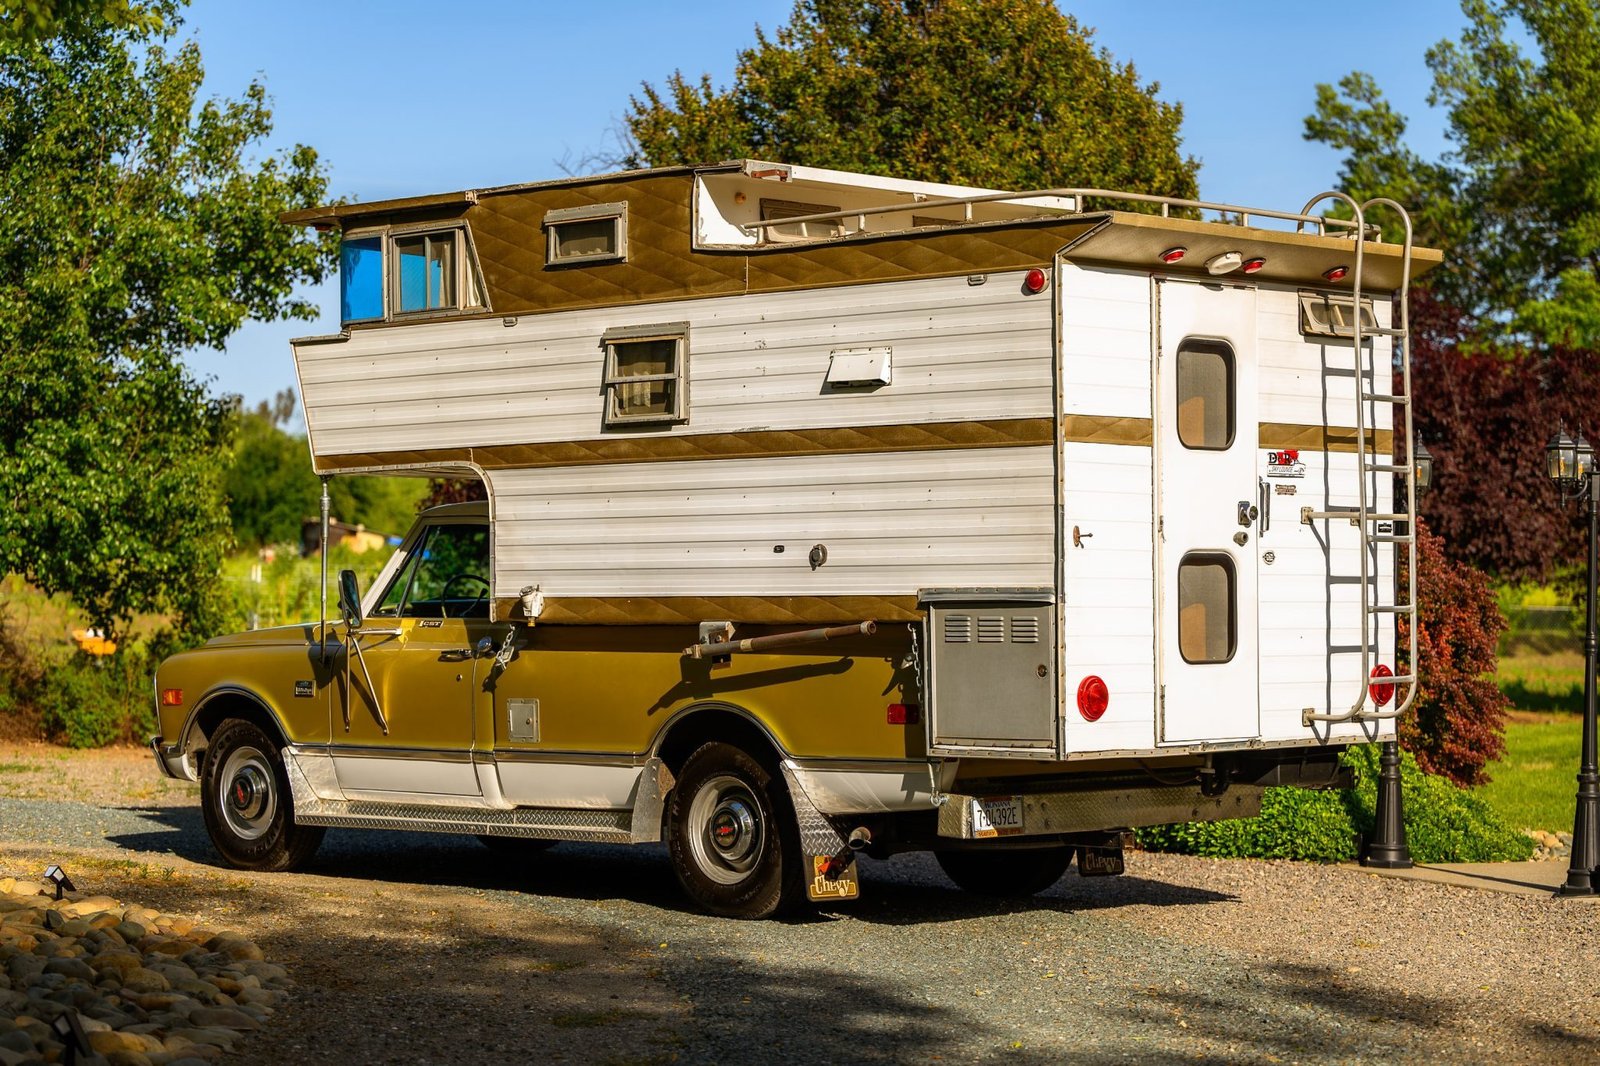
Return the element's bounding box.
[295,271,1055,459]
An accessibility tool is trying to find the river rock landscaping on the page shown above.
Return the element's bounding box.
[0,876,288,1065]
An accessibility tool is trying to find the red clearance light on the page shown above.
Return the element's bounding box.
[1241,257,1267,274]
[160,688,184,707]
[1369,664,1395,707]
[1159,246,1187,264]
[1323,265,1350,282]
[887,703,921,725]
[1076,676,1109,722]
[1023,268,1049,294]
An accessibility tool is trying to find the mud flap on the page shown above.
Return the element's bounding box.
[780,761,860,902]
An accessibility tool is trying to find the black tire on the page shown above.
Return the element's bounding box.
[666,741,801,919]
[477,835,558,857]
[936,846,1073,898]
[200,718,324,872]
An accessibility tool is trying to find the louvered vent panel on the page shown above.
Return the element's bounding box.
[944,615,973,643]
[1011,617,1041,644]
[977,616,1006,642]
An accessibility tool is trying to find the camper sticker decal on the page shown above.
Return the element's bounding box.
[1266,449,1305,479]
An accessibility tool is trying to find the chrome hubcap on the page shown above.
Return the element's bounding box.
[218,746,277,842]
[687,774,765,886]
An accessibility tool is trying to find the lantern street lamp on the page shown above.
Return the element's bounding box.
[1546,425,1600,897]
[1362,435,1435,869]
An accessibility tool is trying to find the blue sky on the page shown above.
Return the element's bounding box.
[179,0,1464,422]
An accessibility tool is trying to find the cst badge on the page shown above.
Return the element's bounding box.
[1266,448,1305,479]
[807,854,860,901]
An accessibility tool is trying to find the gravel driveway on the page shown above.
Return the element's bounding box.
[2,750,1598,1064]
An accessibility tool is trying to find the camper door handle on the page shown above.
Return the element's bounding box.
[1237,500,1258,527]
[1258,478,1271,535]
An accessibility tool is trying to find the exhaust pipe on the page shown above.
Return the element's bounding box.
[847,827,872,852]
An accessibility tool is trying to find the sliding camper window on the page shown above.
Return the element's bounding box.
[760,198,844,241]
[1177,552,1236,664]
[601,322,689,426]
[1175,339,1235,450]
[338,225,485,324]
[545,202,628,265]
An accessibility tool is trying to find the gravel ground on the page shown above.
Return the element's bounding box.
[2,787,1598,1065]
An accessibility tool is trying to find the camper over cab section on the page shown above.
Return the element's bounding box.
[150,161,1440,917]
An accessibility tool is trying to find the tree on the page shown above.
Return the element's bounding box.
[625,0,1198,200]
[0,6,336,637]
[1306,0,1600,345]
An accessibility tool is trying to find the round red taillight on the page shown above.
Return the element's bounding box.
[1242,257,1266,274]
[1323,265,1349,282]
[1023,267,1049,294]
[1369,664,1395,707]
[1077,675,1109,722]
[1159,246,1187,264]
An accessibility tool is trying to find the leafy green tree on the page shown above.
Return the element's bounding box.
[0,6,336,638]
[0,0,165,47]
[625,0,1198,200]
[1306,0,1600,344]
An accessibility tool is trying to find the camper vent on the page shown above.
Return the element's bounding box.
[944,616,973,643]
[977,616,1006,643]
[1299,292,1377,338]
[1011,617,1041,644]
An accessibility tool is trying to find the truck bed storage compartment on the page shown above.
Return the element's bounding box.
[923,589,1057,757]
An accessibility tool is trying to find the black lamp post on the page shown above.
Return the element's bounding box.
[1546,427,1600,897]
[1362,437,1435,869]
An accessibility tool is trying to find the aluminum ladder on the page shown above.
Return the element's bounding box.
[1298,194,1420,725]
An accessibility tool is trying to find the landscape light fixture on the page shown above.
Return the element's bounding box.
[1542,422,1600,897]
[42,864,75,900]
[1413,437,1434,498]
[51,1006,91,1064]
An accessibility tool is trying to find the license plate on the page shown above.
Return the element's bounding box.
[1077,846,1125,876]
[971,795,1025,838]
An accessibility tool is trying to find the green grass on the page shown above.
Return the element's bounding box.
[1474,716,1581,833]
[1496,644,1585,713]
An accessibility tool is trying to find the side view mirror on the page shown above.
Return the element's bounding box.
[337,569,364,631]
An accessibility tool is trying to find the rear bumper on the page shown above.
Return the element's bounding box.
[936,783,1266,839]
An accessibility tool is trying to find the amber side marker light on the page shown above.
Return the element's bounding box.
[160,689,184,707]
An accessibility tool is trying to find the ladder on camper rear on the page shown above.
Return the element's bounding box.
[1299,195,1420,725]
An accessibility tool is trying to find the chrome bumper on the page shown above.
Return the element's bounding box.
[149,735,196,782]
[936,783,1266,839]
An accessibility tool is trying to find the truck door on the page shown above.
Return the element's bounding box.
[1155,279,1260,743]
[330,520,488,798]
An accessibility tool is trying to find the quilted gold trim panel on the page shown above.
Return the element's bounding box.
[1259,423,1395,454]
[1061,415,1153,447]
[316,418,1054,473]
[494,595,923,626]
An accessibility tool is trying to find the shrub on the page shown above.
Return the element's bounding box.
[33,646,157,748]
[1136,745,1534,864]
[1400,519,1510,787]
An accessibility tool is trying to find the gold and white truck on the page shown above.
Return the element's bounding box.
[151,160,1433,917]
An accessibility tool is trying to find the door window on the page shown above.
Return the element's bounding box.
[371,524,491,618]
[1175,340,1235,450]
[1177,552,1236,664]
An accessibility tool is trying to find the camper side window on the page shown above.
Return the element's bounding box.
[1175,340,1235,450]
[545,202,628,265]
[601,322,689,426]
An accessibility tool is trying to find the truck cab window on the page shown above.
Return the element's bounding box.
[371,524,491,619]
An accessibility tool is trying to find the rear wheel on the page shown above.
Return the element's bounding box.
[200,718,324,872]
[936,846,1073,898]
[667,742,801,919]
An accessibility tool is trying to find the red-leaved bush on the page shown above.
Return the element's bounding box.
[1398,517,1509,787]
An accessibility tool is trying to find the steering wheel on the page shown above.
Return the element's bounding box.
[437,573,490,618]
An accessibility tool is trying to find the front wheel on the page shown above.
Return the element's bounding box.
[666,742,801,919]
[936,846,1073,898]
[200,718,324,872]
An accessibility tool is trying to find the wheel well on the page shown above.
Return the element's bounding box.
[189,692,289,769]
[655,706,785,777]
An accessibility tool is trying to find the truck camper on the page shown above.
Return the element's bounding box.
[151,160,1437,917]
